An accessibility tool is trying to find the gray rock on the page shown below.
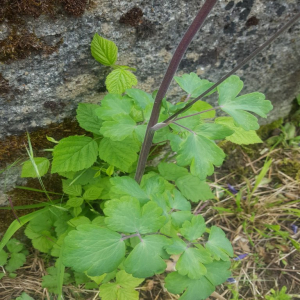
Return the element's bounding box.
[0,0,300,198]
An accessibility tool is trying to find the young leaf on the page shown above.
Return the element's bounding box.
[0,249,8,265]
[52,136,98,173]
[176,133,225,180]
[106,69,137,94]
[124,235,171,278]
[110,176,149,203]
[215,117,262,144]
[174,73,215,98]
[76,103,102,135]
[5,252,26,272]
[91,33,118,66]
[63,225,125,276]
[165,272,215,300]
[158,163,189,181]
[218,75,273,130]
[100,115,137,141]
[99,137,139,172]
[21,157,50,178]
[175,175,214,202]
[205,226,233,261]
[179,215,206,241]
[96,94,133,121]
[104,197,166,234]
[6,238,24,253]
[99,270,143,300]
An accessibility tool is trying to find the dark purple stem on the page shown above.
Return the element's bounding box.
[134,0,218,183]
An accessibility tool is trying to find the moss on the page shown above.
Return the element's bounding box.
[257,118,284,141]
[0,27,63,63]
[277,158,300,180]
[61,0,88,16]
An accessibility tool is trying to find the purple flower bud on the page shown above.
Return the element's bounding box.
[227,278,236,283]
[233,253,248,261]
[291,224,298,234]
[227,184,238,194]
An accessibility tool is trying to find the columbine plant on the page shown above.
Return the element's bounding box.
[1,1,299,299]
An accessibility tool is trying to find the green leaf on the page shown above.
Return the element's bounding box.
[21,157,50,178]
[140,173,165,197]
[66,197,84,208]
[63,225,125,276]
[218,75,273,130]
[104,197,165,234]
[171,211,193,228]
[180,215,206,241]
[0,249,8,265]
[158,163,189,181]
[6,252,26,272]
[15,292,35,300]
[68,216,91,227]
[205,226,233,261]
[62,179,82,196]
[7,238,24,253]
[165,237,187,255]
[175,175,214,202]
[126,89,153,110]
[83,186,103,200]
[194,123,234,140]
[91,33,118,66]
[96,94,133,121]
[106,69,137,94]
[174,73,215,98]
[99,137,139,172]
[110,176,149,203]
[124,235,171,278]
[165,272,215,300]
[215,117,263,144]
[204,261,231,286]
[52,136,98,173]
[99,270,143,300]
[176,133,225,180]
[168,189,191,211]
[76,103,102,135]
[100,115,137,141]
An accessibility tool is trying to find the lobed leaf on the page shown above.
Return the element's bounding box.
[106,69,137,94]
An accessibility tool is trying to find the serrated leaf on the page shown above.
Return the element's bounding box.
[204,261,231,286]
[176,133,225,180]
[62,179,82,196]
[99,270,143,300]
[100,115,137,141]
[180,215,206,241]
[21,157,50,178]
[52,136,98,173]
[218,75,273,130]
[63,225,125,276]
[99,137,139,172]
[124,235,171,278]
[66,197,84,207]
[194,123,234,140]
[7,238,24,253]
[106,69,137,94]
[104,197,165,234]
[175,175,214,202]
[215,117,262,144]
[83,186,103,200]
[165,272,215,300]
[6,252,26,272]
[68,216,91,227]
[206,226,233,261]
[174,73,215,98]
[158,163,189,181]
[110,176,149,203]
[0,249,8,265]
[91,33,118,66]
[126,89,154,110]
[76,103,102,134]
[96,94,133,121]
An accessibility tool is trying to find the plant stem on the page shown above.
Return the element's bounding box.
[174,106,221,121]
[163,11,300,123]
[134,0,218,183]
[172,122,196,134]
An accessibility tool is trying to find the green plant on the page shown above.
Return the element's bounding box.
[265,286,292,300]
[1,1,300,299]
[0,238,28,278]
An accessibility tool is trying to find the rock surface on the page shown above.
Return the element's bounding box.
[0,0,300,196]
